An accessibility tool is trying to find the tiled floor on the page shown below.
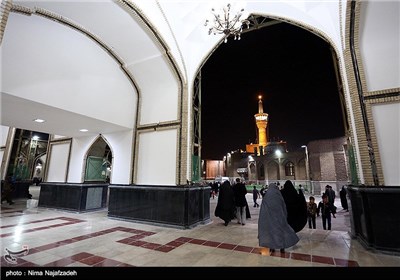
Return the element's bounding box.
[1,188,400,269]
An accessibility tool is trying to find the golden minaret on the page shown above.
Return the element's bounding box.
[254,95,269,147]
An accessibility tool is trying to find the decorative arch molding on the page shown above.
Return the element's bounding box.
[297,157,306,166]
[83,135,114,164]
[280,158,290,166]
[0,0,12,44]
[193,13,351,184]
[195,13,344,83]
[117,0,185,85]
[33,152,47,164]
[297,157,306,171]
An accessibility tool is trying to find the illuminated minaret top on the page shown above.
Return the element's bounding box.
[254,95,269,147]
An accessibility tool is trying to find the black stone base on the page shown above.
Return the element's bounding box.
[108,184,211,229]
[39,183,108,212]
[347,185,400,255]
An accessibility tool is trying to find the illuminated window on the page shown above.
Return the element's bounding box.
[285,162,295,176]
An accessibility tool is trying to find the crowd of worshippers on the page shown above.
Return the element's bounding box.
[215,179,346,253]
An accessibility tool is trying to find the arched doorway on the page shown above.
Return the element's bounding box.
[197,16,349,186]
[84,137,112,183]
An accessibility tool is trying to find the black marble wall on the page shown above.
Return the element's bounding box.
[39,183,108,212]
[108,184,211,229]
[347,185,400,255]
[8,180,32,199]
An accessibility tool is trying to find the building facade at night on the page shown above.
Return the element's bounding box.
[223,98,349,195]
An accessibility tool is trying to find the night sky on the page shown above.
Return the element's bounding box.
[201,22,345,160]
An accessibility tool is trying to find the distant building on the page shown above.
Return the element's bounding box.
[307,137,349,194]
[204,96,349,194]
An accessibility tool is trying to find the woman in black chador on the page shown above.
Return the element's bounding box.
[339,186,349,211]
[214,180,235,226]
[280,180,307,232]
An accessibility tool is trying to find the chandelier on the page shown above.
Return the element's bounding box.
[205,3,250,43]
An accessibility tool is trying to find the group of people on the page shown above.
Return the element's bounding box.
[258,181,306,252]
[215,179,307,253]
[306,194,336,230]
[306,185,348,230]
[215,179,350,253]
[214,178,251,226]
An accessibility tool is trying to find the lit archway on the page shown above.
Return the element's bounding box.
[84,136,113,183]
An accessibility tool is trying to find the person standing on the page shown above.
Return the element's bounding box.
[1,175,15,205]
[260,185,267,197]
[214,180,235,226]
[209,182,215,199]
[258,182,299,253]
[325,185,336,208]
[307,196,317,229]
[233,178,248,225]
[280,180,307,232]
[339,186,349,211]
[252,185,260,207]
[317,194,336,230]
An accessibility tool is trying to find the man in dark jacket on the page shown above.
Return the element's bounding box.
[317,193,337,230]
[233,178,248,225]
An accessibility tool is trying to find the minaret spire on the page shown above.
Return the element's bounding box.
[254,95,269,148]
[258,96,264,114]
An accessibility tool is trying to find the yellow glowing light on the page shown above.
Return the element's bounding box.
[258,95,262,100]
[260,247,269,256]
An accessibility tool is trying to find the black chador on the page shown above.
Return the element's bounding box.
[280,180,307,232]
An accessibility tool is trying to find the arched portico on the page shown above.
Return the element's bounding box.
[1,1,398,233]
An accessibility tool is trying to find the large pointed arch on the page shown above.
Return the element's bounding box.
[192,13,352,183]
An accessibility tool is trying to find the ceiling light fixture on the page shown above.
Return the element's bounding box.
[79,129,88,132]
[205,3,250,43]
[33,118,45,123]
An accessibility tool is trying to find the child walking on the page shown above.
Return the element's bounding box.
[317,194,336,230]
[307,196,317,229]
